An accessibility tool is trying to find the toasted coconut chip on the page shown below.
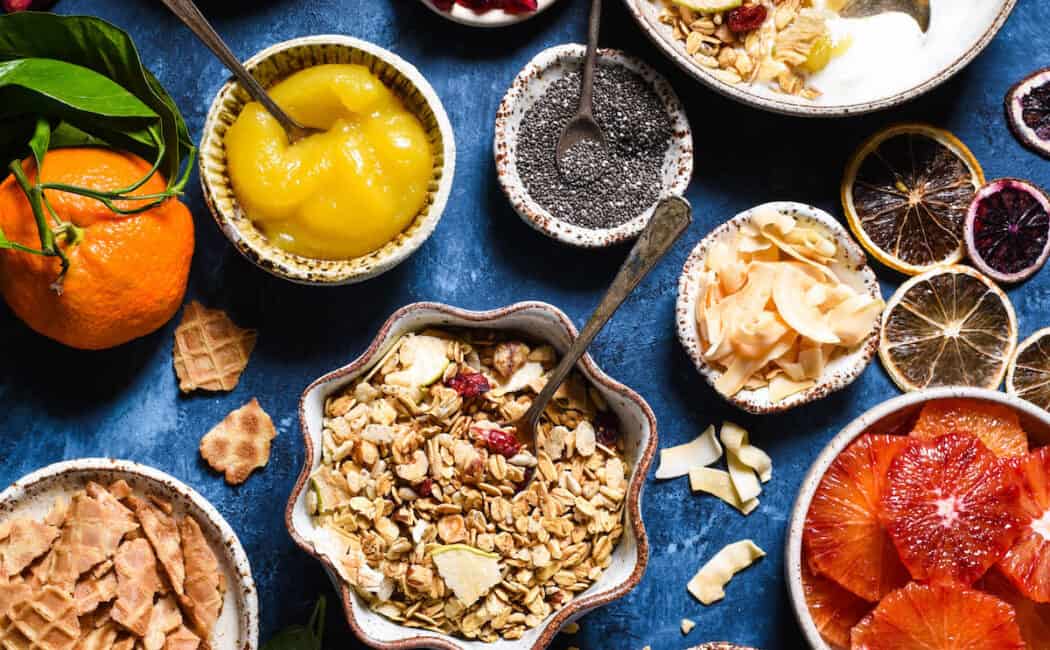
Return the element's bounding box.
[688,468,759,515]
[199,398,277,485]
[178,517,223,641]
[687,540,766,605]
[1,519,59,576]
[127,497,185,597]
[655,426,723,479]
[720,422,772,483]
[681,618,696,635]
[173,301,257,393]
[112,538,163,637]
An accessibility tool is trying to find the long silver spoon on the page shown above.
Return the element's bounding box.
[513,196,692,461]
[839,0,930,32]
[159,0,321,142]
[555,0,606,174]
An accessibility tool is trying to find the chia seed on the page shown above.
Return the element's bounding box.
[515,63,673,230]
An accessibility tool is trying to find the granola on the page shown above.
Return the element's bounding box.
[308,330,628,642]
[658,0,834,99]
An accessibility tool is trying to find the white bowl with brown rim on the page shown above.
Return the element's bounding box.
[285,301,657,649]
[0,458,259,649]
[676,201,881,414]
[785,387,1050,649]
[199,35,455,285]
[494,44,693,247]
[622,0,1017,117]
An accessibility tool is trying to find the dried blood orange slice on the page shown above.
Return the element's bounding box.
[850,582,1025,650]
[999,447,1050,602]
[1007,327,1050,412]
[909,398,1028,458]
[842,124,984,275]
[804,434,911,601]
[980,568,1050,650]
[879,265,1017,392]
[964,179,1050,284]
[1006,67,1050,160]
[802,562,871,649]
[881,432,1023,586]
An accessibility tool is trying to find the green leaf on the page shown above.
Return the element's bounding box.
[0,59,157,119]
[27,117,49,171]
[261,596,326,650]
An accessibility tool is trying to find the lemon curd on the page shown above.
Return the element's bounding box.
[224,64,433,259]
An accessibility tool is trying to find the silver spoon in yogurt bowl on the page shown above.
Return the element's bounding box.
[512,196,692,471]
[555,0,608,180]
[159,0,322,143]
[839,0,931,32]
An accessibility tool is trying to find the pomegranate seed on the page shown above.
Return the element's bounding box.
[444,372,491,398]
[726,4,767,33]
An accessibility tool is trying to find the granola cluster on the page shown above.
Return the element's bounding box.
[659,0,829,99]
[308,330,628,642]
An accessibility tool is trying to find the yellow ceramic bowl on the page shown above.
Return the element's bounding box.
[200,36,455,285]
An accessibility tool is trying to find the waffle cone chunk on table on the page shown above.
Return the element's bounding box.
[199,398,276,485]
[173,301,256,393]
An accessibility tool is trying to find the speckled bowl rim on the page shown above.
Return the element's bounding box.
[199,35,456,285]
[494,44,694,248]
[784,387,1050,649]
[0,457,260,650]
[675,202,882,414]
[417,0,562,27]
[621,0,1018,117]
[285,301,658,650]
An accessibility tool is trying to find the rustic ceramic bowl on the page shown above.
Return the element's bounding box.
[418,0,562,27]
[494,44,693,247]
[676,202,881,414]
[785,387,1050,649]
[200,35,455,285]
[286,301,657,649]
[0,458,259,649]
[622,0,1017,117]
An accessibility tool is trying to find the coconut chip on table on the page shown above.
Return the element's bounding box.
[199,397,277,485]
[0,480,226,650]
[173,301,257,393]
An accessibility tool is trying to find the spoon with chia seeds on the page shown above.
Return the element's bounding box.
[513,195,692,473]
[555,0,608,182]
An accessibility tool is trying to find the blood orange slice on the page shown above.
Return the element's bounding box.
[980,568,1050,650]
[850,582,1024,650]
[881,432,1023,586]
[909,397,1028,458]
[802,562,871,649]
[999,447,1050,602]
[804,434,911,601]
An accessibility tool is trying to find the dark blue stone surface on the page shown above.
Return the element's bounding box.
[3,1,1050,648]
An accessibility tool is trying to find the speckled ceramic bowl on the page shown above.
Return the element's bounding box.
[494,44,693,247]
[418,0,562,27]
[676,202,881,414]
[285,301,657,649]
[0,458,259,649]
[200,36,455,285]
[786,388,1050,649]
[622,0,1017,117]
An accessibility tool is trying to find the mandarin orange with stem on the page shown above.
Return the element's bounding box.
[0,148,194,350]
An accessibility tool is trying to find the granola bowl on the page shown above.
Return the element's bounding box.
[623,0,1017,117]
[200,35,455,285]
[494,44,693,247]
[676,202,882,414]
[0,458,259,649]
[785,388,1050,649]
[286,301,657,649]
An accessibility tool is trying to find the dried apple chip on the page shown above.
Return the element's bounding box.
[687,540,766,605]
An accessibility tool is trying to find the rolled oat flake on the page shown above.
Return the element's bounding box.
[516,63,673,230]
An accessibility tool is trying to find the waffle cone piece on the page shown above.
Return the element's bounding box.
[77,621,119,650]
[111,538,162,637]
[173,301,256,393]
[177,517,223,641]
[143,595,182,650]
[73,568,117,616]
[127,497,185,597]
[199,398,276,485]
[0,520,59,577]
[0,561,31,617]
[163,624,201,650]
[6,585,80,650]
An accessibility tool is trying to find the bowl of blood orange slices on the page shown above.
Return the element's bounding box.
[787,388,1050,649]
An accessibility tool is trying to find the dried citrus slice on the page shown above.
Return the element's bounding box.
[801,562,872,649]
[980,568,1050,650]
[881,432,1023,586]
[842,124,985,275]
[879,265,1017,392]
[964,178,1050,284]
[850,582,1025,650]
[1007,327,1050,411]
[909,398,1028,458]
[998,447,1050,603]
[804,434,911,602]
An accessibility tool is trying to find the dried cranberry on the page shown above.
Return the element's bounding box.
[418,478,433,497]
[456,0,495,11]
[501,0,538,12]
[515,466,536,493]
[444,372,491,398]
[726,4,767,33]
[431,0,454,10]
[596,413,621,448]
[481,428,521,457]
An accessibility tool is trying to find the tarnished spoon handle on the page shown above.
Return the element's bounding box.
[523,196,692,429]
[840,0,930,32]
[579,0,602,119]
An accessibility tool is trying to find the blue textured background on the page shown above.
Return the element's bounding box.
[3,1,1050,648]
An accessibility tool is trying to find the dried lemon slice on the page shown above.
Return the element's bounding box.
[1007,327,1050,411]
[842,124,985,275]
[879,265,1017,392]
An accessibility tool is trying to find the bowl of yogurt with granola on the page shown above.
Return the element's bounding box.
[625,0,1017,115]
